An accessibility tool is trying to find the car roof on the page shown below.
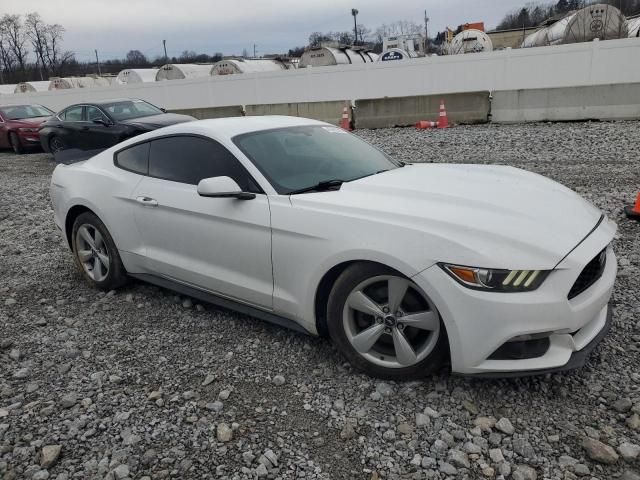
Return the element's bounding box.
[149,115,330,138]
[63,98,145,107]
[0,103,45,108]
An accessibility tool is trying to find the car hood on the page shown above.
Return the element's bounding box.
[120,113,195,129]
[290,164,606,270]
[9,116,50,127]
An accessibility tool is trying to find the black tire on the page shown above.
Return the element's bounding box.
[9,132,24,154]
[327,263,449,380]
[71,212,128,291]
[49,135,66,153]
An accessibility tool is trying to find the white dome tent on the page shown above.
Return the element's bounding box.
[115,69,158,85]
[0,84,17,95]
[155,64,214,81]
[210,58,292,75]
[447,29,493,55]
[49,77,111,90]
[628,17,640,38]
[299,46,378,68]
[14,81,50,93]
[522,4,628,47]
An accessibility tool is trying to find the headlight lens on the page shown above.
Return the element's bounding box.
[440,264,550,292]
[18,127,39,132]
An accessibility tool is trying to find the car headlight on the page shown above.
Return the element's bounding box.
[440,263,550,292]
[18,127,39,132]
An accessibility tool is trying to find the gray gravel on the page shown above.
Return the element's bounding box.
[1,121,639,480]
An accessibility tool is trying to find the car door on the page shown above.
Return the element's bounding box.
[83,106,126,149]
[131,135,273,309]
[55,105,85,149]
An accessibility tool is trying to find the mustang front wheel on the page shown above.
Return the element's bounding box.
[327,263,448,379]
[71,212,127,290]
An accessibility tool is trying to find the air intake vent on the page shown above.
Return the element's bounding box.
[568,249,607,300]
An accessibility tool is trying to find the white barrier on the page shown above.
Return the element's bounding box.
[2,37,640,112]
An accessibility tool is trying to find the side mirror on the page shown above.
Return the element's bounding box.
[92,118,110,126]
[197,176,256,200]
[160,107,167,113]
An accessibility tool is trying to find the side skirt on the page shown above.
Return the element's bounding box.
[128,273,311,335]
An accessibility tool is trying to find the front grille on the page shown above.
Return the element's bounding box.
[568,248,607,300]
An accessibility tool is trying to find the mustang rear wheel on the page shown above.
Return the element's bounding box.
[327,263,448,379]
[71,212,127,290]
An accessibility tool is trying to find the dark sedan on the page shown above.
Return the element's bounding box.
[39,99,195,153]
[0,104,54,154]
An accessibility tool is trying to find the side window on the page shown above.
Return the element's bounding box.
[148,136,259,192]
[61,106,83,121]
[115,142,149,175]
[86,106,108,122]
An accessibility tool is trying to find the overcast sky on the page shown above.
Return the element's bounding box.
[10,0,522,61]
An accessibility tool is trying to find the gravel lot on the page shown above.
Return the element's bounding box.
[1,121,639,480]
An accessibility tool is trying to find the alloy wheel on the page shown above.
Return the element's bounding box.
[49,137,65,153]
[75,224,110,282]
[342,275,440,369]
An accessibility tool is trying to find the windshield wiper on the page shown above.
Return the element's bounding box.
[288,179,345,195]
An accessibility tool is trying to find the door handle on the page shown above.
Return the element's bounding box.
[82,126,89,130]
[136,196,158,207]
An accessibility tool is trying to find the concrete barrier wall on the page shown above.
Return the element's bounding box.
[168,105,244,119]
[246,101,348,125]
[355,92,490,129]
[492,83,640,123]
[2,38,639,112]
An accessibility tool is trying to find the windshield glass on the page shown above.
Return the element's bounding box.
[0,104,53,120]
[102,100,163,121]
[233,125,400,194]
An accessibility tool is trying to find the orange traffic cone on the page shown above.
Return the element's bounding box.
[624,192,640,220]
[415,120,437,129]
[437,100,450,129]
[340,104,352,131]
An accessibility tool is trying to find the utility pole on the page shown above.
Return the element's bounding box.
[253,44,257,58]
[163,39,168,62]
[424,10,429,54]
[95,49,102,76]
[351,8,359,45]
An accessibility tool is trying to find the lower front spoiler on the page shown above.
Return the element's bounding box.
[459,304,613,379]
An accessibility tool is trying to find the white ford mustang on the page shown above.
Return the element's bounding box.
[50,116,617,379]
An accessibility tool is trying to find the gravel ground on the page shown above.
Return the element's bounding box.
[1,121,639,480]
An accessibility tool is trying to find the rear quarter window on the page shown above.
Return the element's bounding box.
[115,142,150,175]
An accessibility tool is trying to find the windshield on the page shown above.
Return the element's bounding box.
[102,100,163,121]
[233,125,401,194]
[0,104,53,120]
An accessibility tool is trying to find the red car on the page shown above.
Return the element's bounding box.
[0,104,54,154]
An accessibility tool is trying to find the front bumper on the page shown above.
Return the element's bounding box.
[413,218,617,376]
[461,303,612,378]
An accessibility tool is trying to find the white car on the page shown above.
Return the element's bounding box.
[50,116,617,379]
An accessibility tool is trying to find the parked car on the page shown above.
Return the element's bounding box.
[0,104,54,154]
[50,116,617,379]
[39,98,195,154]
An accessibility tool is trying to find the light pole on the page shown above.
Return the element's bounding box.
[95,49,102,76]
[351,8,359,45]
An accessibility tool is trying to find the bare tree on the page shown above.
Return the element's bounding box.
[45,24,74,75]
[24,13,49,79]
[125,50,148,65]
[1,15,28,76]
[179,50,197,62]
[356,24,372,44]
[0,19,18,79]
